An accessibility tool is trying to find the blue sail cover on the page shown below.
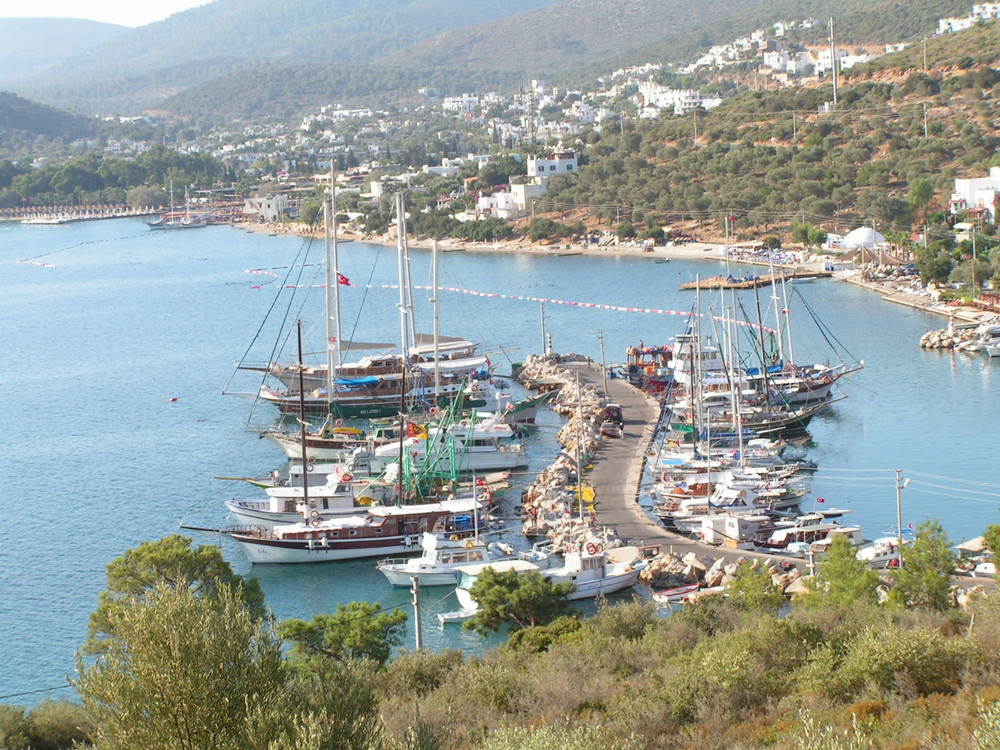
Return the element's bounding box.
[335,376,380,388]
[744,363,784,376]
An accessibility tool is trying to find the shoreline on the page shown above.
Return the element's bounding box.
[237,221,999,326]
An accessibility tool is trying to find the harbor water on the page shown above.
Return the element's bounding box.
[3,218,998,702]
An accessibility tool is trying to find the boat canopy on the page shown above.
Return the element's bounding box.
[744,363,784,376]
[335,376,380,387]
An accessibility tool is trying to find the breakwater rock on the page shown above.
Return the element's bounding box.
[517,354,607,546]
[640,549,804,595]
[919,327,978,349]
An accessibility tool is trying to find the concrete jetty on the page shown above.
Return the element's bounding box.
[559,360,813,571]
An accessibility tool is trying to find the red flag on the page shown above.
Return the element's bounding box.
[337,273,351,286]
[816,497,826,503]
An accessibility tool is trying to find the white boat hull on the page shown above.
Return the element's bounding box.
[231,533,423,564]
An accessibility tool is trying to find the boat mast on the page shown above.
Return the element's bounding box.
[432,238,441,399]
[331,177,344,367]
[323,190,337,405]
[296,320,311,515]
[752,284,772,397]
[395,194,412,409]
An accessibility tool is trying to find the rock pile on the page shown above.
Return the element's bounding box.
[517,354,608,545]
[919,327,978,349]
[639,549,803,595]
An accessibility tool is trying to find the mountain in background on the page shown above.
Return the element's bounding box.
[0,18,127,87]
[0,91,94,142]
[5,0,974,118]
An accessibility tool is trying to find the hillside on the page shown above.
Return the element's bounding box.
[11,0,564,114]
[0,18,127,87]
[0,91,93,145]
[540,22,1000,243]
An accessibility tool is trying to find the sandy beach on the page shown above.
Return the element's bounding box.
[238,219,729,261]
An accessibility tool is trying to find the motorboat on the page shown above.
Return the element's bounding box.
[376,532,552,587]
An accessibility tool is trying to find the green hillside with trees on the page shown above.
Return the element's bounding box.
[540,22,1000,280]
[0,92,94,156]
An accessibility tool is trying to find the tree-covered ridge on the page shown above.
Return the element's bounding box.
[0,19,127,87]
[0,146,226,207]
[542,25,1000,238]
[0,92,93,141]
[12,0,563,114]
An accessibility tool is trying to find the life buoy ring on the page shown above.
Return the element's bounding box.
[310,517,321,527]
[309,510,320,520]
[585,542,598,555]
[306,463,315,472]
[335,418,344,427]
[429,406,438,416]
[463,540,475,549]
[470,383,479,393]
[449,535,460,541]
[341,472,353,482]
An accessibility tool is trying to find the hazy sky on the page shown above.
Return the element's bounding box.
[3,0,212,27]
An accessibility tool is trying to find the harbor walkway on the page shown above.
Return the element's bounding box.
[561,361,795,568]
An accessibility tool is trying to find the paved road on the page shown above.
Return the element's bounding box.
[563,360,809,569]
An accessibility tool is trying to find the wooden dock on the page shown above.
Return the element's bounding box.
[679,270,831,290]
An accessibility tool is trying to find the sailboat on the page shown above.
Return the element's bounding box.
[147,183,207,230]
[248,191,494,420]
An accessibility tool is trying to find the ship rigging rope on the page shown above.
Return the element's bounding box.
[793,287,860,364]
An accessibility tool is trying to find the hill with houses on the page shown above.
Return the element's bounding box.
[5,0,972,117]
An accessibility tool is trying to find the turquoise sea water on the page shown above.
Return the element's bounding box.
[2,218,998,702]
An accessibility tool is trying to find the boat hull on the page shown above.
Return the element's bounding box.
[230,532,425,564]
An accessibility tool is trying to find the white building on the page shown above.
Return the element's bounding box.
[243,194,292,222]
[527,151,577,177]
[950,166,1000,221]
[442,94,479,114]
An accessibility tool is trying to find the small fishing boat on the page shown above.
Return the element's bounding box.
[651,581,700,603]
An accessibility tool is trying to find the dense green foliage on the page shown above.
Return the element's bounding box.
[464,568,575,634]
[0,146,226,207]
[85,534,264,653]
[279,602,407,666]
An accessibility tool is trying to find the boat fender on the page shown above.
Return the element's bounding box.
[586,542,598,555]
[463,540,475,549]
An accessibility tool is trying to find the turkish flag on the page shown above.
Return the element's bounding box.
[337,273,351,286]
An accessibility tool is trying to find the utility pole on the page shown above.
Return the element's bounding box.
[895,469,910,570]
[922,37,928,70]
[411,577,423,650]
[923,103,928,139]
[972,226,978,302]
[692,108,698,146]
[792,112,797,141]
[829,17,838,109]
[597,330,608,399]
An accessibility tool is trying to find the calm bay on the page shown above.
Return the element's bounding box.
[2,218,998,701]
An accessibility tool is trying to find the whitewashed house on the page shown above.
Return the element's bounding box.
[950,167,1000,221]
